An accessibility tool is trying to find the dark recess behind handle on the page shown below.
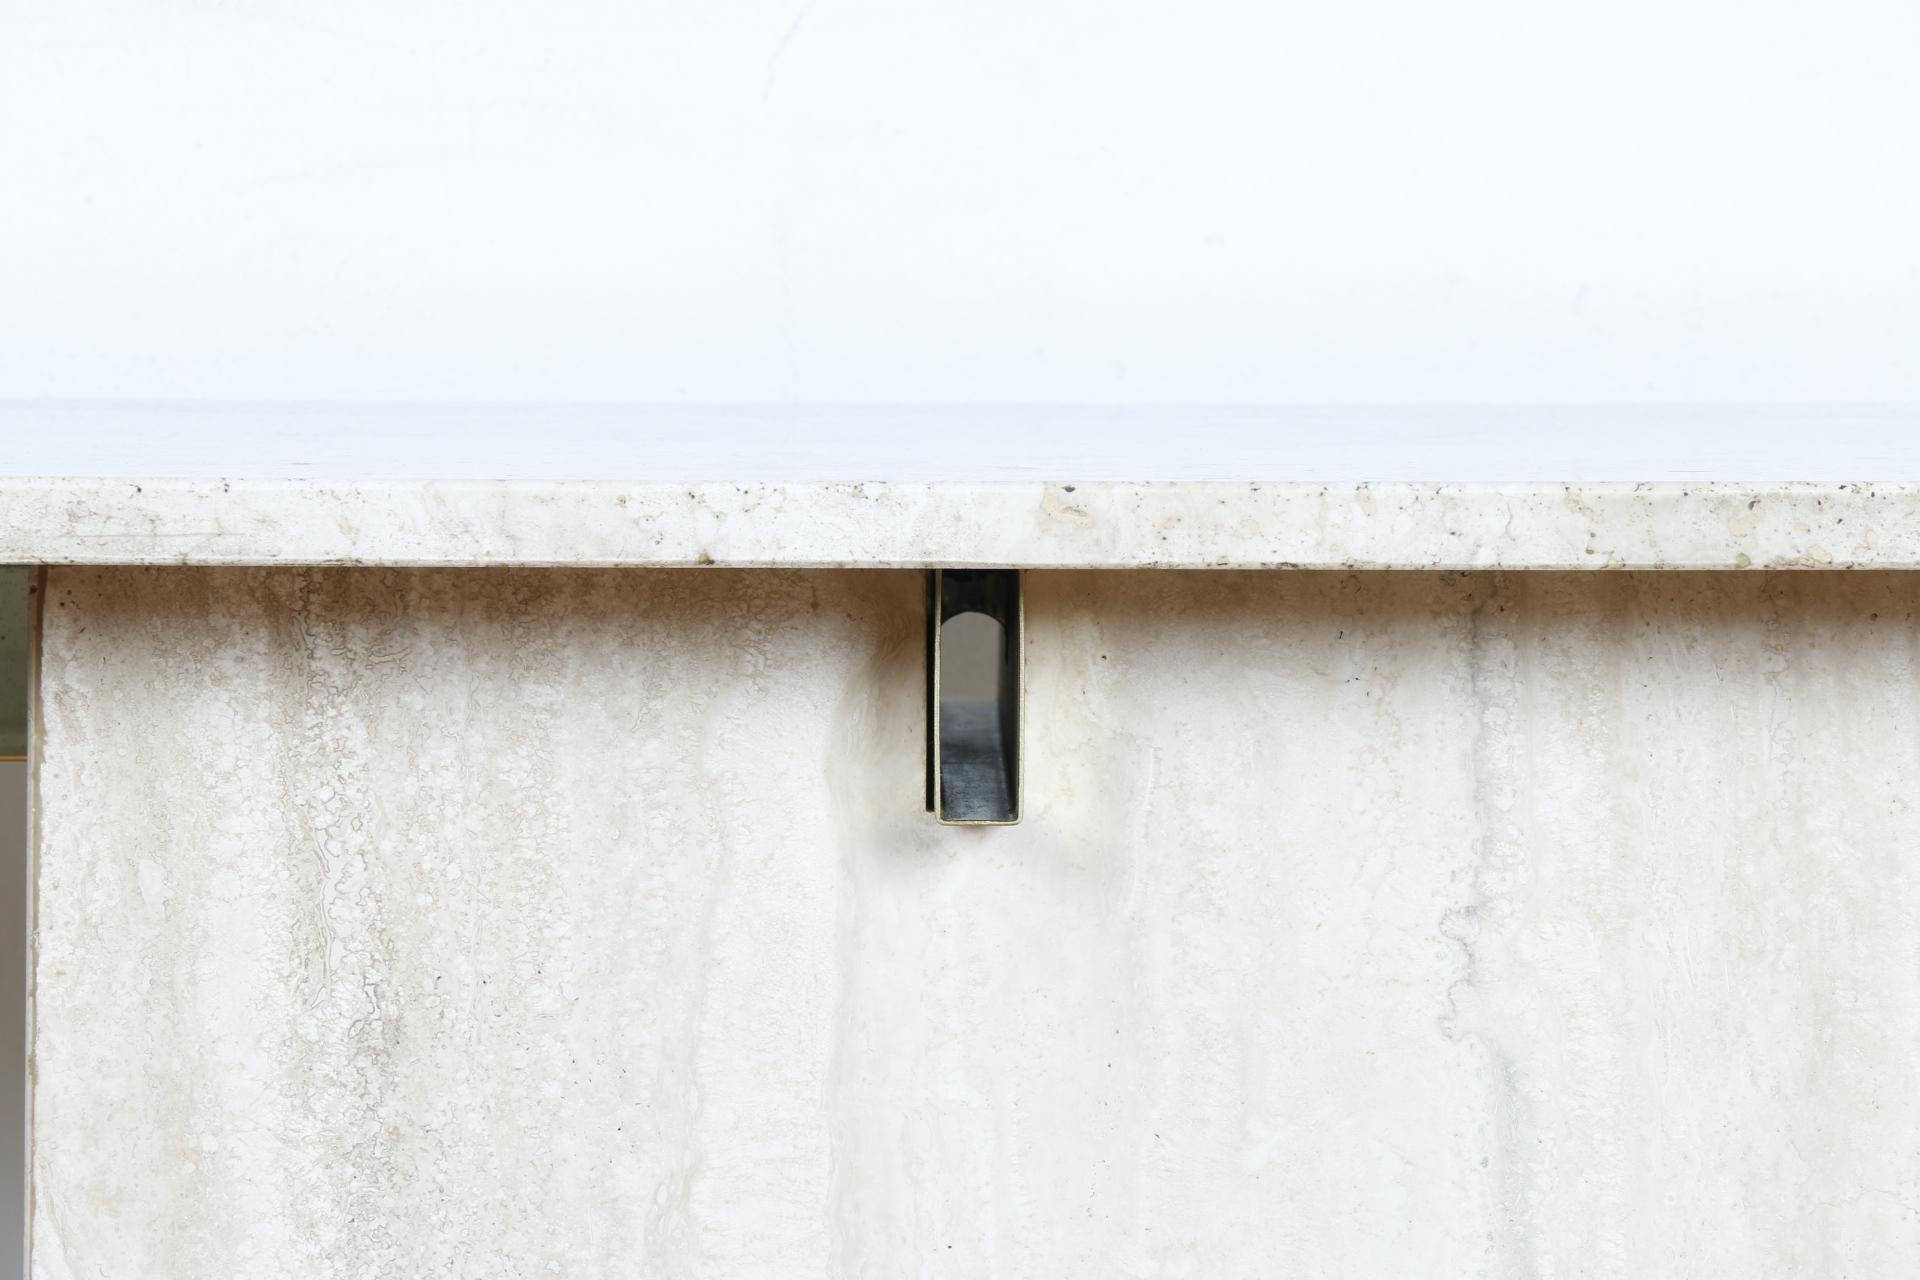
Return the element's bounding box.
[926,569,1022,825]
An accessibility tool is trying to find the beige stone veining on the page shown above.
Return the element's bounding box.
[29,568,1920,1277]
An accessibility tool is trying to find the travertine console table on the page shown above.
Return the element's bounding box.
[8,407,1920,1277]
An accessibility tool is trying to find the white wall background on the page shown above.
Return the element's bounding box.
[2,0,1917,405]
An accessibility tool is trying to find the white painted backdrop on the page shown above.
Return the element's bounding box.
[1,0,1916,405]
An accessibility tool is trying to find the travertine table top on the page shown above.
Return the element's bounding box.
[6,402,1920,569]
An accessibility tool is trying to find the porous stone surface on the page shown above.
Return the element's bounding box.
[30,567,1920,1277]
[5,477,1920,570]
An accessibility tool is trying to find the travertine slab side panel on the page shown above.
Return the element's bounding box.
[31,569,1920,1277]
[32,568,900,1278]
[1451,575,1920,1275]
